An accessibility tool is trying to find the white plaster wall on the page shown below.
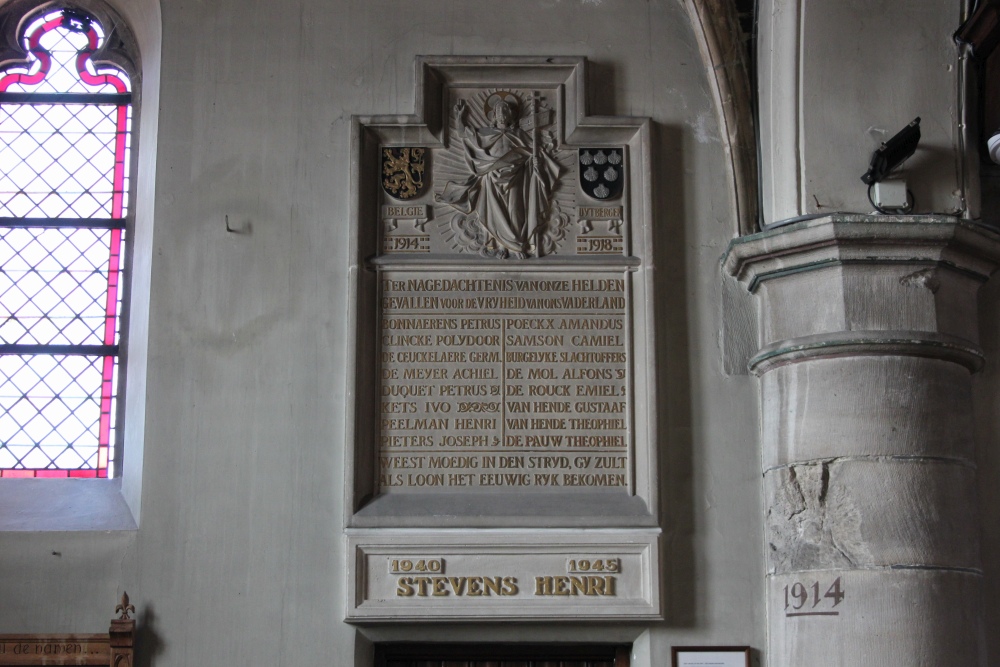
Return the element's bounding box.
[759,0,966,223]
[0,0,760,663]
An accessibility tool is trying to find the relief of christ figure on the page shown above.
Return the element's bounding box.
[436,92,561,258]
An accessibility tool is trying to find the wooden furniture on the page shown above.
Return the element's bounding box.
[0,594,134,666]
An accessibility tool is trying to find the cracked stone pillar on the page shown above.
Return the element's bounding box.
[723,215,1000,666]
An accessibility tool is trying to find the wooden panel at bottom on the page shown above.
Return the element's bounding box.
[0,635,109,665]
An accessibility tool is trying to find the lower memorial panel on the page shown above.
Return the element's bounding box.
[346,530,662,622]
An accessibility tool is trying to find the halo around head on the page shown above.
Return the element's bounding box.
[484,91,520,123]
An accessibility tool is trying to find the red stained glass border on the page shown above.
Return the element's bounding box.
[0,11,130,478]
[0,468,101,478]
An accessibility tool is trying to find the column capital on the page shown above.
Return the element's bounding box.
[724,214,1000,290]
[722,215,1000,366]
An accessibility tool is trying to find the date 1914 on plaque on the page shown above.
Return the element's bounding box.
[784,576,845,617]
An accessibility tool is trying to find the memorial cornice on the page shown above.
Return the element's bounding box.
[723,214,1000,292]
[368,255,642,271]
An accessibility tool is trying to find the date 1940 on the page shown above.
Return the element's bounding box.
[784,576,845,617]
[389,558,444,574]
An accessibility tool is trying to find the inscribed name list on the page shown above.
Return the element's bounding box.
[379,271,631,492]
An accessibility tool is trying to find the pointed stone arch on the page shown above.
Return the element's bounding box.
[683,0,759,236]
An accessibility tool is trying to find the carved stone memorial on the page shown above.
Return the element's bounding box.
[346,57,660,621]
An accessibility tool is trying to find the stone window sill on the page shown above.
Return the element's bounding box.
[0,479,137,532]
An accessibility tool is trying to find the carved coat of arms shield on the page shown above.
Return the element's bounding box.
[382,147,426,200]
[579,148,624,200]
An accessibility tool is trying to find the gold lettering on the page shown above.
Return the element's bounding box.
[396,577,415,596]
[380,435,434,448]
[530,575,618,596]
[413,577,432,596]
[406,473,444,486]
[379,274,634,494]
[402,367,448,379]
[381,418,450,430]
[435,334,499,346]
[575,384,625,397]
[439,384,489,397]
[572,401,626,414]
[380,401,417,414]
[451,367,498,379]
[440,434,490,447]
[381,384,432,397]
[565,435,626,448]
[379,455,424,469]
[567,418,625,429]
[570,335,623,347]
[528,384,570,396]
[453,418,496,429]
[449,577,467,595]
[392,575,525,597]
[532,402,571,413]
[478,473,532,486]
[577,207,623,218]
[483,576,503,596]
[383,318,457,331]
[428,455,478,469]
[561,473,627,487]
[505,334,564,347]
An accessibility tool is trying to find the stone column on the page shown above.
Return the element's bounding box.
[724,215,1000,666]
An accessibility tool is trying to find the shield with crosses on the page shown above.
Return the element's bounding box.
[579,148,624,201]
[382,147,426,200]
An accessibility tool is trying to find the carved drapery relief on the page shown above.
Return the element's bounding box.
[435,91,571,258]
[371,72,632,260]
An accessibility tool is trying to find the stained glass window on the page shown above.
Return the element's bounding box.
[0,8,133,478]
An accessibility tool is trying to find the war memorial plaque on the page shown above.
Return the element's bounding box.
[379,272,630,493]
[346,57,661,621]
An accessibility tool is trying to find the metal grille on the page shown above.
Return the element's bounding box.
[0,354,116,476]
[0,227,121,346]
[0,9,131,478]
[0,103,131,218]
